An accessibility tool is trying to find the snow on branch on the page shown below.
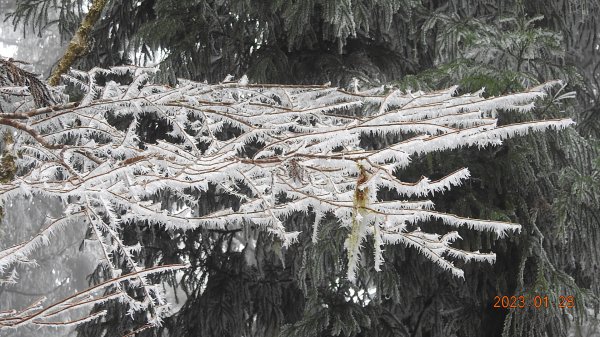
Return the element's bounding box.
[0,61,574,327]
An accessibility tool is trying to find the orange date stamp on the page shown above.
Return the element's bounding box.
[492,295,575,309]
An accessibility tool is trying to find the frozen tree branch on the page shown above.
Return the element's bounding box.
[0,264,186,329]
[0,60,575,329]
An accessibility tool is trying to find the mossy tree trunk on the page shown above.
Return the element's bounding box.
[47,0,108,86]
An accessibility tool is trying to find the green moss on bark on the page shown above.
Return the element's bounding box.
[48,0,108,86]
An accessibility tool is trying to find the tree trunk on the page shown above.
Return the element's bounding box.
[47,0,108,86]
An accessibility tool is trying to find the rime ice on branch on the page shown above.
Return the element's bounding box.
[0,63,574,328]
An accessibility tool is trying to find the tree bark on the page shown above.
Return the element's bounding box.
[47,0,108,86]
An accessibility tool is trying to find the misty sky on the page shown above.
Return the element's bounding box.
[0,45,17,57]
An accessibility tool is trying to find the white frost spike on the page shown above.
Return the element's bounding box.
[351,77,360,93]
[238,75,249,86]
[345,211,371,282]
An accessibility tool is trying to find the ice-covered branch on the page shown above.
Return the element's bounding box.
[0,264,186,329]
[0,61,575,327]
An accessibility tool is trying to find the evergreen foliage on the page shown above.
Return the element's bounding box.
[2,0,600,336]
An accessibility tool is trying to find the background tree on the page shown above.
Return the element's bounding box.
[2,0,600,336]
[0,0,65,77]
